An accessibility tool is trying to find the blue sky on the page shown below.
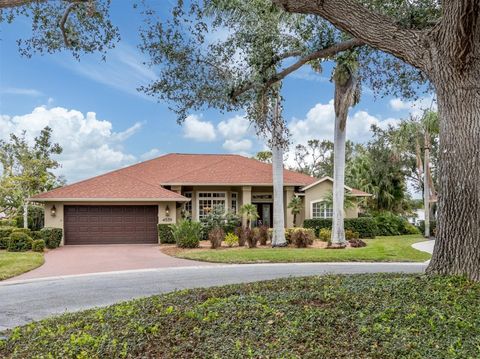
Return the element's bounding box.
[0,2,430,183]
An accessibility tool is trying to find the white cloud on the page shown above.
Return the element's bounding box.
[0,87,43,97]
[289,100,399,146]
[183,114,216,142]
[217,115,251,139]
[222,139,252,152]
[0,106,142,182]
[389,95,437,118]
[140,148,162,161]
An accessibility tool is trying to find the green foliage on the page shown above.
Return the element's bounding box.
[318,228,331,242]
[0,127,65,217]
[287,196,303,227]
[15,205,45,231]
[31,231,43,240]
[208,227,225,249]
[404,223,421,235]
[0,226,15,240]
[201,206,240,240]
[345,230,360,240]
[7,232,33,252]
[304,217,377,239]
[224,233,239,248]
[40,227,63,249]
[172,220,202,248]
[418,220,437,236]
[253,151,272,163]
[290,228,315,248]
[157,224,175,244]
[0,218,16,227]
[6,274,478,358]
[12,228,32,236]
[239,204,259,228]
[32,239,46,252]
[0,237,9,250]
[374,212,410,236]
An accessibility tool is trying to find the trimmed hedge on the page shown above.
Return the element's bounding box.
[0,237,9,250]
[7,232,33,252]
[32,239,46,252]
[158,224,175,244]
[0,218,16,227]
[304,217,377,239]
[12,228,32,236]
[40,227,63,249]
[0,226,15,240]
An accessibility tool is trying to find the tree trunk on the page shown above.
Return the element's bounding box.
[330,113,347,247]
[23,200,28,229]
[426,69,480,280]
[271,140,287,246]
[424,131,430,238]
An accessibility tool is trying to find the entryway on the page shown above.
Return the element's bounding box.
[253,203,273,227]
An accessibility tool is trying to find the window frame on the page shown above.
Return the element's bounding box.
[311,200,333,219]
[196,191,227,221]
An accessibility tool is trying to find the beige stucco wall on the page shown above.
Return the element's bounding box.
[304,180,360,220]
[44,202,65,245]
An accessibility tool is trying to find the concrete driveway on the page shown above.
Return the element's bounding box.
[0,262,427,330]
[10,245,211,281]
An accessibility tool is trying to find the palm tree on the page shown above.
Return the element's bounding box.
[239,203,258,229]
[331,52,360,248]
[287,196,303,227]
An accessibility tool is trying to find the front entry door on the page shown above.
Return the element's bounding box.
[253,203,273,228]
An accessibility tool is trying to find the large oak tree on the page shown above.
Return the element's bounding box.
[275,0,480,280]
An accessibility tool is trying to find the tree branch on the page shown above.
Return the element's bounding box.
[0,0,42,8]
[230,38,363,100]
[273,0,429,71]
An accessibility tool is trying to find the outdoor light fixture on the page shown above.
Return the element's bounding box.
[165,205,170,217]
[51,205,56,217]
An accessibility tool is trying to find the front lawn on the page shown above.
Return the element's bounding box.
[1,274,479,358]
[166,235,431,263]
[0,251,44,281]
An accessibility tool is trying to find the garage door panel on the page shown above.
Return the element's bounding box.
[64,205,158,245]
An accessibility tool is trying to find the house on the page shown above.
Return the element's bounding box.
[31,153,371,245]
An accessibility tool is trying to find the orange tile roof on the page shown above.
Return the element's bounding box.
[32,153,317,201]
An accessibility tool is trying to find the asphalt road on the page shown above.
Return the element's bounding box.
[0,262,427,331]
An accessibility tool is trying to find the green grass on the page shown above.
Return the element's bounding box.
[174,235,431,263]
[0,250,44,281]
[2,274,479,358]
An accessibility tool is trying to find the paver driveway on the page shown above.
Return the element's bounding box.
[10,244,211,281]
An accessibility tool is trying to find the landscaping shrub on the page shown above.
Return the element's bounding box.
[404,222,420,235]
[32,239,46,252]
[0,237,9,250]
[304,217,377,238]
[235,226,251,247]
[374,212,409,236]
[290,228,315,248]
[345,229,360,240]
[208,227,225,249]
[256,225,269,245]
[318,228,331,242]
[12,227,32,236]
[15,204,44,231]
[0,226,15,240]
[224,233,239,247]
[246,228,258,248]
[31,231,43,240]
[201,206,241,240]
[7,232,33,252]
[284,228,295,244]
[172,220,202,248]
[40,227,63,249]
[0,218,16,227]
[158,224,175,244]
[349,238,367,248]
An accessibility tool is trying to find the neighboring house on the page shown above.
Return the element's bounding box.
[407,208,425,226]
[31,153,370,245]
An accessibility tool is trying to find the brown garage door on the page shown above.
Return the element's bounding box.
[64,205,158,245]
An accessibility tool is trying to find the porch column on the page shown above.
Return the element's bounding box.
[285,186,295,228]
[241,186,252,227]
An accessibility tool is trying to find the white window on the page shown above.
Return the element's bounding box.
[197,192,226,220]
[183,192,192,217]
[231,192,238,213]
[311,201,333,219]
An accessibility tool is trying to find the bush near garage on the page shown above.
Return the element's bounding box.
[15,204,44,231]
[304,217,377,239]
[32,239,46,252]
[30,231,44,240]
[40,227,63,249]
[172,220,202,248]
[157,224,175,244]
[7,232,33,252]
